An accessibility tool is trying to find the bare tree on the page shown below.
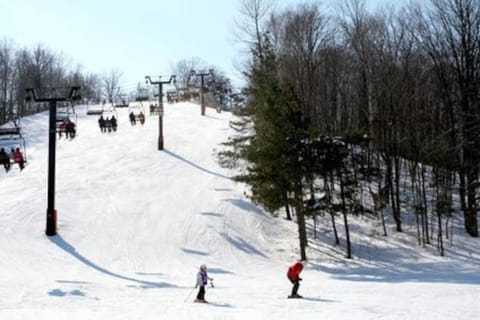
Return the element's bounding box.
[102,69,123,104]
[411,0,480,237]
[270,3,337,259]
[0,38,16,123]
[234,0,275,54]
[170,57,207,90]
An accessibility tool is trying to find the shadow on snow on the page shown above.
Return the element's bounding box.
[181,248,210,256]
[163,149,230,180]
[309,262,480,285]
[224,198,264,215]
[49,235,177,289]
[48,288,86,297]
[220,232,268,259]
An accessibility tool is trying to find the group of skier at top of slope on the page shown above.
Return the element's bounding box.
[193,261,304,303]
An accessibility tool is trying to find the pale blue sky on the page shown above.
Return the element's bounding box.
[0,0,406,90]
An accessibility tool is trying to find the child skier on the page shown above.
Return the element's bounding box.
[195,264,213,303]
[287,261,304,298]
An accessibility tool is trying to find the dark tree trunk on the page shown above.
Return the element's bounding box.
[295,186,308,261]
[340,177,352,259]
[393,157,402,231]
[465,172,479,237]
[421,165,430,244]
[284,192,292,220]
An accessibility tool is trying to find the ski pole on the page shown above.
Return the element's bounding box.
[184,286,196,303]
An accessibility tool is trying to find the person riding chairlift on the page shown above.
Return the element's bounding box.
[0,148,11,172]
[12,148,25,171]
[59,120,67,138]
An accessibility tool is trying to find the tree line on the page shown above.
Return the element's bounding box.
[0,36,235,126]
[0,39,116,125]
[220,0,480,260]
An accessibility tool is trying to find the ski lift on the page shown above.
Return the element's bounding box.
[86,103,104,115]
[149,102,160,115]
[135,88,149,102]
[127,101,146,123]
[102,104,118,119]
[56,101,77,133]
[0,125,21,137]
[128,102,146,116]
[166,90,179,104]
[0,120,28,166]
[114,94,129,108]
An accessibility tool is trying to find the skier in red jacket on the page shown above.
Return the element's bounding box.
[287,261,304,298]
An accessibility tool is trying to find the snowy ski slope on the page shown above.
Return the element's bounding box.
[0,102,478,319]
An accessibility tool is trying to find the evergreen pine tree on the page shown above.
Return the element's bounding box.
[218,35,309,260]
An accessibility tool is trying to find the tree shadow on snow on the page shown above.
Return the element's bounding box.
[56,280,90,284]
[200,212,224,218]
[49,235,176,289]
[305,217,480,285]
[207,267,235,275]
[309,261,480,285]
[135,272,166,276]
[181,248,210,256]
[224,199,264,215]
[220,232,268,258]
[163,149,230,180]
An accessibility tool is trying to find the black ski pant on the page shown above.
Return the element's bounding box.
[290,279,300,296]
[197,285,205,300]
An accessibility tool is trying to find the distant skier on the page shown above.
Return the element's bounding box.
[287,261,304,298]
[195,264,213,303]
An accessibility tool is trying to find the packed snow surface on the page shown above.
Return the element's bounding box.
[0,102,478,319]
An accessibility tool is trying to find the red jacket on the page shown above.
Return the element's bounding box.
[287,262,303,281]
[13,151,23,162]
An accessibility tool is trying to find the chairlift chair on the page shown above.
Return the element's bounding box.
[56,101,78,134]
[114,99,129,108]
[57,101,77,120]
[115,93,130,108]
[0,126,21,137]
[0,130,28,165]
[0,119,22,138]
[127,102,146,124]
[149,103,160,115]
[86,104,104,115]
[101,104,118,119]
[102,110,119,119]
[166,90,179,104]
[127,102,146,116]
[135,88,150,102]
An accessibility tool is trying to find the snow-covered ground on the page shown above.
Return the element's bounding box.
[0,102,478,319]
